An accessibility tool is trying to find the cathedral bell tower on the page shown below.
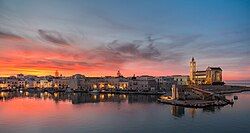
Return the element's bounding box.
[190,57,196,84]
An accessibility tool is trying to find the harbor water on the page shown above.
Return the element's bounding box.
[0,91,250,133]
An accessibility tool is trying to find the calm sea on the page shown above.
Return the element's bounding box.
[0,91,250,133]
[225,80,250,87]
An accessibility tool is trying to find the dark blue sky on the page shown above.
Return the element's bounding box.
[0,0,249,79]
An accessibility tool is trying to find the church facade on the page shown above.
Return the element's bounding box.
[189,57,223,85]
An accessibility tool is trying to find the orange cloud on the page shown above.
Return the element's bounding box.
[0,31,249,80]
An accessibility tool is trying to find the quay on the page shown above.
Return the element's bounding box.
[0,85,249,95]
[157,99,233,108]
[0,88,167,95]
[157,85,235,108]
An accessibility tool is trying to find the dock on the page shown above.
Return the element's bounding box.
[158,98,233,108]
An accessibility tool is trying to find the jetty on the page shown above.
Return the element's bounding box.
[158,98,233,108]
[158,85,234,108]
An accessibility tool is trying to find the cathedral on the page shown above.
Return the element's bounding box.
[189,57,223,85]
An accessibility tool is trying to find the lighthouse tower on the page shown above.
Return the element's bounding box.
[190,57,196,84]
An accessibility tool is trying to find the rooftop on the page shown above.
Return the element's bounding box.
[207,67,222,71]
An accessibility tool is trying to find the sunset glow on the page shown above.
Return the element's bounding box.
[0,0,249,80]
[1,1,250,133]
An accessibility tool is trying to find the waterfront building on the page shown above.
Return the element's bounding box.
[155,76,175,91]
[118,81,129,90]
[17,80,25,88]
[0,78,8,89]
[128,79,149,91]
[53,78,69,89]
[113,77,129,90]
[128,75,157,91]
[190,57,223,85]
[25,79,38,88]
[68,74,86,90]
[172,75,189,85]
[85,77,103,90]
[5,77,18,89]
[86,76,129,90]
[85,75,153,91]
[38,79,53,88]
[205,67,223,85]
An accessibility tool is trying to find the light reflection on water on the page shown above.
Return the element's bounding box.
[0,91,250,133]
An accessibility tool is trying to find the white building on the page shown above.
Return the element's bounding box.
[53,78,69,89]
[38,79,53,88]
[5,78,18,89]
[87,77,128,90]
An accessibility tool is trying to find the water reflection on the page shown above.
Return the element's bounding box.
[0,91,230,119]
[188,108,196,118]
[0,92,249,133]
[170,105,222,118]
[202,106,222,113]
[0,91,158,104]
[171,106,185,117]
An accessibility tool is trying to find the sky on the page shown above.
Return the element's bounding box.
[0,0,249,80]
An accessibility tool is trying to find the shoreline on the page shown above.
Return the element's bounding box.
[1,85,250,95]
[213,88,250,94]
[157,85,250,108]
[205,85,250,94]
[1,85,249,108]
[0,89,167,95]
[157,99,232,108]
